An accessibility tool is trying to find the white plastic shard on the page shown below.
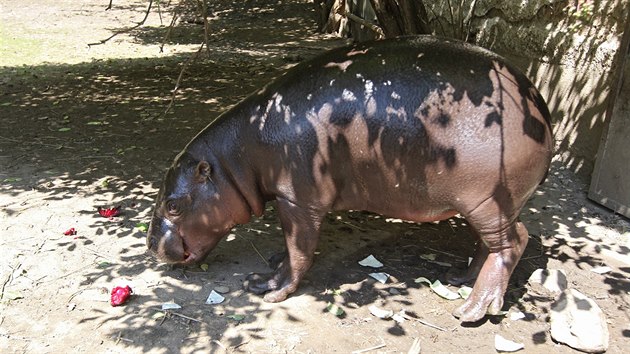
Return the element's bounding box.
[369,305,394,319]
[369,272,390,284]
[591,266,612,274]
[161,302,182,310]
[494,334,525,352]
[358,254,383,268]
[205,290,225,305]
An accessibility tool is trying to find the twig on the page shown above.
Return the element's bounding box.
[106,0,113,11]
[160,7,180,52]
[84,247,116,262]
[338,220,369,232]
[344,13,385,39]
[408,338,422,354]
[352,343,386,354]
[198,0,212,58]
[163,41,206,115]
[424,247,466,261]
[115,331,134,344]
[88,0,154,47]
[212,340,228,350]
[244,227,271,235]
[150,307,203,323]
[400,313,446,331]
[0,135,75,149]
[238,234,269,267]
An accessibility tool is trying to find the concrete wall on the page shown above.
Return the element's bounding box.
[424,0,628,179]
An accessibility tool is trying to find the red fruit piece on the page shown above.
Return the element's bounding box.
[98,206,121,219]
[63,227,77,236]
[110,285,132,306]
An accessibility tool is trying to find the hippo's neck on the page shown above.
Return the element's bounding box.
[195,111,266,220]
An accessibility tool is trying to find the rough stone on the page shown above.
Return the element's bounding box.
[528,268,568,294]
[550,289,609,353]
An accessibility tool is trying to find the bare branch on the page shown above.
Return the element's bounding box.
[163,41,206,115]
[344,12,385,39]
[88,0,154,47]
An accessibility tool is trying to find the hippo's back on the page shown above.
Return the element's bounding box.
[220,36,553,218]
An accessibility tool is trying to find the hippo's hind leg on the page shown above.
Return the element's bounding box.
[245,198,324,302]
[446,232,489,286]
[453,190,529,323]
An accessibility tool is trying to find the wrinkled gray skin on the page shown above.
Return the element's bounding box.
[147,36,553,323]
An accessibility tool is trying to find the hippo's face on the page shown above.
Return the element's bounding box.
[146,152,236,264]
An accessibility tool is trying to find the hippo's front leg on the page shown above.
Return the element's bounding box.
[246,198,324,302]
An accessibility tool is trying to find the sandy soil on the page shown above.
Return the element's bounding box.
[1,0,629,353]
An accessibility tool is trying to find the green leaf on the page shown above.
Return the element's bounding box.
[415,277,459,300]
[227,314,245,321]
[3,177,22,183]
[97,261,112,269]
[0,102,11,106]
[58,127,71,132]
[87,121,102,125]
[326,302,345,317]
[458,286,473,300]
[200,263,209,272]
[136,222,149,233]
[152,312,166,320]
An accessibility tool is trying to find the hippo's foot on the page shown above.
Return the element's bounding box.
[244,260,299,303]
[452,275,505,323]
[445,241,489,286]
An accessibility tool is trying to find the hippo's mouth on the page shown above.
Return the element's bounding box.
[179,237,215,265]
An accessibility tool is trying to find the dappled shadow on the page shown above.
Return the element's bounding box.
[425,0,628,179]
[2,0,629,353]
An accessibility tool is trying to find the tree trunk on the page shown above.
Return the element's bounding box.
[368,0,431,38]
[316,0,350,37]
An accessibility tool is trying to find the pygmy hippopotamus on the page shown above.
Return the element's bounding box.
[146,35,553,323]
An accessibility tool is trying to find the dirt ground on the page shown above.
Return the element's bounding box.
[1,0,629,353]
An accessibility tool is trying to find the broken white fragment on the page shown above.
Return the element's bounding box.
[205,290,225,305]
[358,255,383,268]
[591,266,612,274]
[494,334,524,352]
[368,305,393,319]
[369,272,390,284]
[161,302,182,310]
[509,311,526,321]
[550,289,609,353]
[528,268,567,293]
[415,277,459,300]
[392,310,406,323]
[420,254,452,267]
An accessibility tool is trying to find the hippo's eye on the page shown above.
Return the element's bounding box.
[166,200,181,216]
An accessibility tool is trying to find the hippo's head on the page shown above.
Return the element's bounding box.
[146,151,245,264]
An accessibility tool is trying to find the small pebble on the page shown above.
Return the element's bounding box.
[214,286,230,294]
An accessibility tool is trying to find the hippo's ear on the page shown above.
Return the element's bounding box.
[195,161,212,183]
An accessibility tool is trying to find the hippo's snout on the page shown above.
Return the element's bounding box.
[147,217,188,263]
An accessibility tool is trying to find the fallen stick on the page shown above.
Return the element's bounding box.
[150,308,203,323]
[352,343,386,354]
[401,313,446,331]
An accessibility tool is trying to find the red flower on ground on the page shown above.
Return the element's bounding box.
[63,227,77,236]
[98,206,121,219]
[110,285,132,306]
